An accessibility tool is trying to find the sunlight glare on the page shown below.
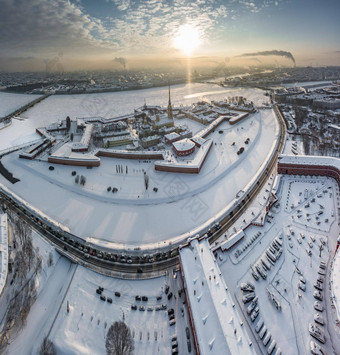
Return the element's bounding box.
[173,24,201,56]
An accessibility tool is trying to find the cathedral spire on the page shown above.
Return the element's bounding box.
[167,81,173,119]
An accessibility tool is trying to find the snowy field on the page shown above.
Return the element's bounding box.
[217,175,340,355]
[0,84,269,152]
[47,266,190,355]
[0,108,279,248]
[0,92,41,118]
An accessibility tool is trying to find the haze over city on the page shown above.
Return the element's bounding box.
[1,1,340,355]
[0,0,339,71]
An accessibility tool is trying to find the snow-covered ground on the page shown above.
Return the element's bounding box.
[0,84,269,152]
[216,175,340,355]
[47,265,190,355]
[0,109,278,248]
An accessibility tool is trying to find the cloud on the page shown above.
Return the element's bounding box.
[111,0,130,11]
[0,0,116,59]
[236,50,296,66]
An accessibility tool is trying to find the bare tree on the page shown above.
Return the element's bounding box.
[106,321,134,355]
[144,172,149,190]
[39,336,57,355]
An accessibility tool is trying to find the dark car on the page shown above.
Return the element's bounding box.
[165,285,170,294]
[115,292,121,297]
[135,295,141,301]
[100,295,106,301]
[168,292,173,300]
[142,296,148,302]
[96,289,102,295]
[168,308,174,316]
[131,304,137,310]
[107,297,112,304]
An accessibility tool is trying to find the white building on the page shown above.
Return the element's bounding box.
[179,238,256,355]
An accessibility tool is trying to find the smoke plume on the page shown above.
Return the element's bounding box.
[236,50,296,66]
[113,57,127,70]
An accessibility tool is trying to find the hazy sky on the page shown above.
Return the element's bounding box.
[0,0,339,71]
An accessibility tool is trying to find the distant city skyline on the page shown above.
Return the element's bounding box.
[0,0,339,71]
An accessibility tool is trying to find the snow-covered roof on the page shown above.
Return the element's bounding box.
[278,154,340,171]
[72,124,93,151]
[164,132,180,141]
[172,138,195,152]
[180,238,256,355]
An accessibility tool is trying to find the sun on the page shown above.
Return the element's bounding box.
[173,24,201,57]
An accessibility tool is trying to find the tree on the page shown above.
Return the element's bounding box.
[144,172,149,190]
[106,321,134,355]
[39,337,57,355]
[66,116,71,131]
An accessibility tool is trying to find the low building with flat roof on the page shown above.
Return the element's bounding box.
[179,238,256,355]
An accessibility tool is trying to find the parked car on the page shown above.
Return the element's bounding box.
[298,281,306,292]
[313,290,323,301]
[263,331,271,346]
[310,340,328,355]
[314,301,324,312]
[314,313,325,326]
[309,323,326,344]
[255,317,264,333]
[168,308,174,316]
[247,297,258,315]
[259,325,267,339]
[314,282,323,291]
[250,307,260,322]
[242,292,256,303]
